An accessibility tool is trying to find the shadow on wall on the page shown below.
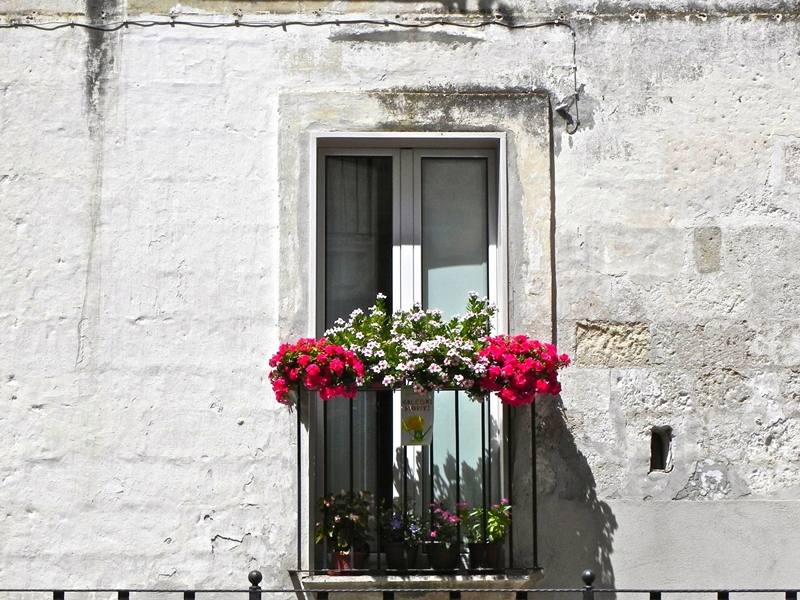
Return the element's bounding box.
[534,396,617,590]
[379,0,512,16]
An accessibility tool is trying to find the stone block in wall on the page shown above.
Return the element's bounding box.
[651,320,756,369]
[746,321,800,367]
[693,226,722,273]
[751,274,800,319]
[584,226,684,278]
[557,272,614,321]
[727,226,800,277]
[575,321,650,367]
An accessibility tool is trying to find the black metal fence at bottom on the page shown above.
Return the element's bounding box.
[2,571,799,600]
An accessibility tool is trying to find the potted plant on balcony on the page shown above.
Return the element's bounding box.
[459,499,511,572]
[427,500,462,571]
[315,490,374,573]
[379,500,425,571]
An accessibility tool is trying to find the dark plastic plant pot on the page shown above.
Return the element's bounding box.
[384,543,419,570]
[467,542,504,573]
[427,542,460,571]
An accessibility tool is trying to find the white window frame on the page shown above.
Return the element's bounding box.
[310,132,508,339]
[306,132,510,571]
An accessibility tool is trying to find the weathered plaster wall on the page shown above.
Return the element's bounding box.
[545,13,800,588]
[2,0,800,591]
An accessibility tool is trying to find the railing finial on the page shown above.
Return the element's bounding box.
[248,570,263,600]
[582,570,596,600]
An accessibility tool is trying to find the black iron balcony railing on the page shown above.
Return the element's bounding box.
[3,570,800,600]
[299,387,540,572]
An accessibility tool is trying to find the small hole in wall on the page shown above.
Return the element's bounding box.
[650,426,672,472]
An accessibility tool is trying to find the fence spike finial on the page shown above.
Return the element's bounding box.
[248,570,263,600]
[582,570,596,600]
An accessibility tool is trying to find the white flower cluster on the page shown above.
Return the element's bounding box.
[323,293,496,392]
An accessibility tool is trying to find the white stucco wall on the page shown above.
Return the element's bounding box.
[2,0,800,591]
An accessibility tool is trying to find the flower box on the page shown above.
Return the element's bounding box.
[269,294,570,407]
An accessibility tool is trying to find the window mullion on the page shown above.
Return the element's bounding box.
[398,148,416,310]
[411,149,423,305]
[393,149,414,504]
[392,151,402,313]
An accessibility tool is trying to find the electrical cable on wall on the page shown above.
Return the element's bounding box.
[0,15,580,132]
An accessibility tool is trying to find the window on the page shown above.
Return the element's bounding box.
[310,135,509,570]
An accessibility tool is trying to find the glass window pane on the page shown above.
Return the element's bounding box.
[421,157,488,319]
[325,156,393,328]
[325,394,377,494]
[422,156,490,508]
[322,156,393,506]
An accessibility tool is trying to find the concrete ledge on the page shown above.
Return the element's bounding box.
[298,570,543,590]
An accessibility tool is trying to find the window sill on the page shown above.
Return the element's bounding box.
[295,570,543,590]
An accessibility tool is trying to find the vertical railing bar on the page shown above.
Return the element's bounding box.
[649,592,662,600]
[487,396,492,509]
[376,391,382,572]
[322,399,329,570]
[454,390,461,543]
[403,436,409,572]
[515,592,528,600]
[349,397,354,494]
[718,591,730,600]
[480,395,487,543]
[402,432,409,571]
[184,591,196,600]
[507,403,514,569]
[53,592,65,600]
[403,447,409,519]
[531,402,538,569]
[297,394,302,571]
[349,396,356,572]
[429,421,435,541]
[118,591,130,600]
[488,398,497,568]
[786,591,798,600]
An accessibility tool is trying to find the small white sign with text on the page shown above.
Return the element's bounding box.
[400,388,434,445]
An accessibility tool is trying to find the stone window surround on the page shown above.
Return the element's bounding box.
[277,89,555,577]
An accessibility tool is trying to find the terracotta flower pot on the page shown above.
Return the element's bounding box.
[329,549,368,574]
